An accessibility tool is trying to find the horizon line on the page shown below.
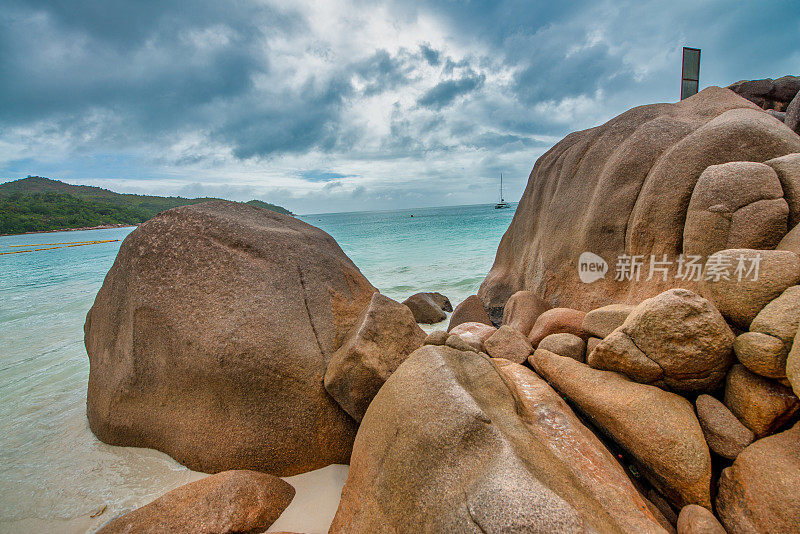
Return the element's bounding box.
[298,201,518,217]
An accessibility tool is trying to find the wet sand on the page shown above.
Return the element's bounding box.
[267,464,349,533]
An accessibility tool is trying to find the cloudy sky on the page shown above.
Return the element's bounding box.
[2,1,799,214]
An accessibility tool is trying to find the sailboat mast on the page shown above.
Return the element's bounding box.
[494,172,510,208]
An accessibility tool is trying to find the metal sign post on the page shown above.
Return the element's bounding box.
[681,47,701,100]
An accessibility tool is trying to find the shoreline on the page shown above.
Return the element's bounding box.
[2,465,346,534]
[0,205,509,534]
[1,224,137,237]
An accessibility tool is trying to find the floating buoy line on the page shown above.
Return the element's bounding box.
[0,239,120,255]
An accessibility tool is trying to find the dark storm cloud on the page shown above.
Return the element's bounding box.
[419,43,441,66]
[464,132,550,150]
[214,75,355,159]
[511,42,632,104]
[13,0,300,50]
[417,72,486,109]
[353,49,420,96]
[0,1,295,126]
[380,0,587,46]
[0,0,331,160]
[397,0,800,110]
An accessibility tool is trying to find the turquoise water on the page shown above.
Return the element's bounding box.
[0,203,515,531]
[302,204,516,304]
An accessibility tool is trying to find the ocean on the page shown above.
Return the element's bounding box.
[0,203,516,533]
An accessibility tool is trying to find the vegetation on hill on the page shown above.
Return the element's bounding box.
[244,200,293,216]
[0,176,293,235]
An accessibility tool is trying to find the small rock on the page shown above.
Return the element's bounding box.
[581,304,635,339]
[786,90,800,134]
[767,109,787,121]
[324,293,427,422]
[483,325,532,364]
[587,337,602,356]
[676,504,726,534]
[538,333,586,362]
[702,249,800,330]
[716,422,800,534]
[403,292,451,324]
[735,285,800,379]
[423,330,449,346]
[695,394,754,460]
[528,308,587,347]
[448,322,497,352]
[733,332,787,379]
[97,470,295,534]
[777,221,800,256]
[427,292,453,312]
[751,284,800,341]
[501,290,549,336]
[447,295,492,331]
[588,289,734,394]
[766,153,800,229]
[724,364,800,438]
[445,333,479,353]
[529,349,712,509]
[788,323,800,398]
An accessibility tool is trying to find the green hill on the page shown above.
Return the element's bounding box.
[0,176,293,235]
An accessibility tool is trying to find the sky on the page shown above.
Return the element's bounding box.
[1,1,799,214]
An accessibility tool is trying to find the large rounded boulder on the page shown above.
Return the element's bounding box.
[479,87,800,313]
[85,201,377,476]
[330,346,670,533]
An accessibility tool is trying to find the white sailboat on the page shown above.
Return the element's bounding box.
[494,173,510,209]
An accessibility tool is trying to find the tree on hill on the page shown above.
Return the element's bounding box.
[0,176,293,235]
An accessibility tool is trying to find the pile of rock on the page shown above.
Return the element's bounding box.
[728,76,800,134]
[329,83,800,532]
[728,76,800,133]
[331,346,674,533]
[350,282,798,532]
[728,76,799,112]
